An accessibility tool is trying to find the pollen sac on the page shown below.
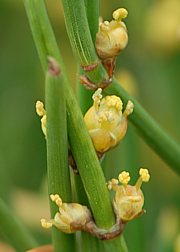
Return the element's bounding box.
[41,194,92,234]
[84,88,134,153]
[108,168,150,222]
[96,8,128,60]
[36,101,46,137]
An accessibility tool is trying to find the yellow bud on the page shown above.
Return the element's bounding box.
[114,184,144,222]
[108,169,150,222]
[41,194,92,234]
[84,89,133,153]
[55,203,92,233]
[96,8,128,60]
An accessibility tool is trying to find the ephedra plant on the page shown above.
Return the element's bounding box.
[0,0,179,252]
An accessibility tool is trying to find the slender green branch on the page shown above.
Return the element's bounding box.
[84,0,99,44]
[61,0,108,84]
[77,0,99,114]
[60,0,180,175]
[78,1,128,251]
[66,87,115,228]
[0,198,37,251]
[45,58,71,206]
[103,237,128,252]
[24,0,115,229]
[77,0,99,113]
[77,2,107,250]
[77,1,100,246]
[45,59,74,252]
[24,1,75,251]
[24,0,65,73]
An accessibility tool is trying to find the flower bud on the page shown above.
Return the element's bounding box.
[96,8,128,60]
[108,168,150,222]
[41,194,92,233]
[84,88,134,153]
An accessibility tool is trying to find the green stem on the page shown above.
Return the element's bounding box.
[77,0,99,113]
[60,0,180,175]
[61,0,108,84]
[76,2,107,250]
[77,0,99,114]
[78,1,128,251]
[84,0,99,44]
[24,0,115,229]
[103,236,128,252]
[66,89,115,228]
[45,59,74,252]
[76,23,102,252]
[24,0,64,73]
[0,198,37,251]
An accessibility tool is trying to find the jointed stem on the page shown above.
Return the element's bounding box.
[45,59,74,252]
[24,0,115,230]
[75,1,128,251]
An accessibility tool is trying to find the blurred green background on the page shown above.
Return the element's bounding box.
[0,0,179,251]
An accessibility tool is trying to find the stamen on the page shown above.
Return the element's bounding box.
[36,101,46,117]
[136,168,150,190]
[36,101,47,136]
[107,178,119,191]
[105,96,123,111]
[123,100,134,117]
[104,21,110,26]
[92,88,103,111]
[41,218,53,229]
[113,8,128,22]
[50,194,63,207]
[139,168,150,182]
[118,171,130,186]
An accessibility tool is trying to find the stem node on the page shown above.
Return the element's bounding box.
[48,57,61,76]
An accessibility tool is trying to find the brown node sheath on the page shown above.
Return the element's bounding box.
[79,75,112,90]
[81,62,99,72]
[48,56,61,76]
[102,57,116,78]
[83,219,126,240]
